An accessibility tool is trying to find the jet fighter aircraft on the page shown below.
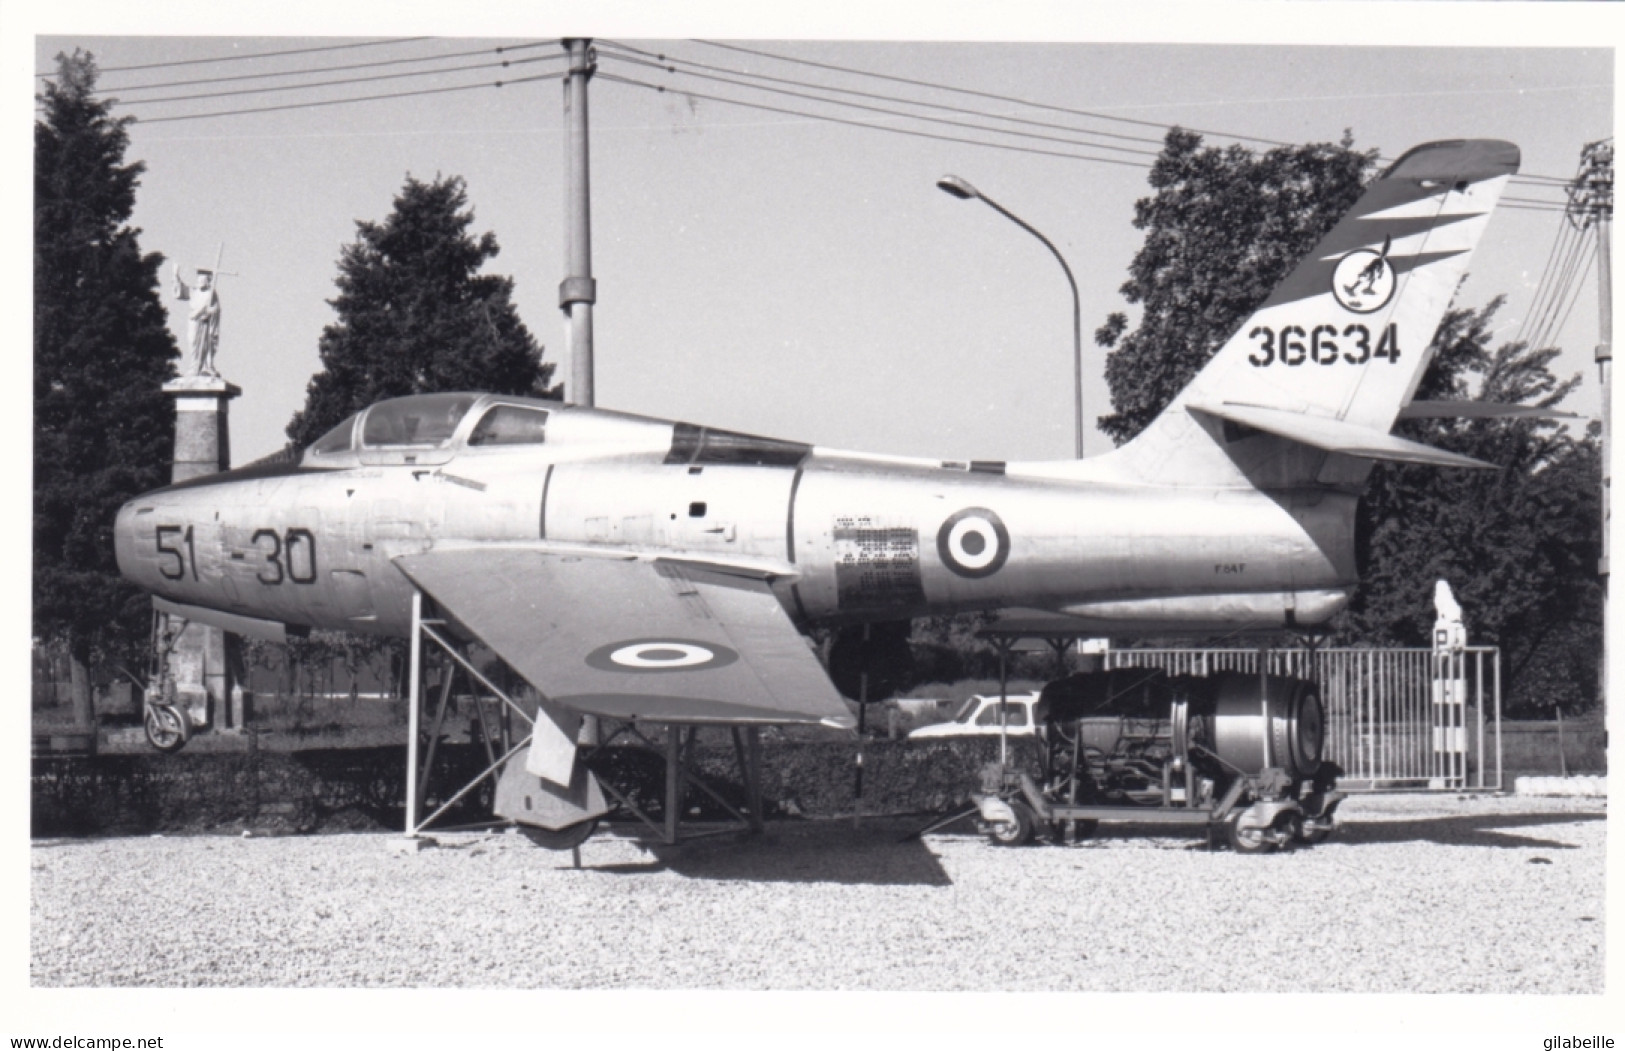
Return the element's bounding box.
[116,139,1522,838]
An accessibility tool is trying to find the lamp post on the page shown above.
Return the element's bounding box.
[938,175,1085,459]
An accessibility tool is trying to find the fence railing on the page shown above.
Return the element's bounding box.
[1103,646,1501,790]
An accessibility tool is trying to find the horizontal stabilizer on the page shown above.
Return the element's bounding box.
[1397,400,1581,420]
[1189,401,1497,469]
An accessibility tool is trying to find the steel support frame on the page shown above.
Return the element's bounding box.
[579,719,767,846]
[403,591,537,838]
[402,586,769,843]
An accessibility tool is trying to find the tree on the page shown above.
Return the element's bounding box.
[286,175,556,447]
[1095,129,1374,444]
[1339,299,1601,716]
[34,51,180,721]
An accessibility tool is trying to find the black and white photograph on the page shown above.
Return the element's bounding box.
[14,2,1617,1047]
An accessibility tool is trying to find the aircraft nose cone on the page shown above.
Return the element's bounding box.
[112,497,148,585]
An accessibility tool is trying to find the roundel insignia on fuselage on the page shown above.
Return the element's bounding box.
[585,638,741,674]
[936,507,1010,579]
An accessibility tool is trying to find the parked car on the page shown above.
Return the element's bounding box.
[906,692,1041,739]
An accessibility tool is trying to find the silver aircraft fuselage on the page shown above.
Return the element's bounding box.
[114,392,1356,640]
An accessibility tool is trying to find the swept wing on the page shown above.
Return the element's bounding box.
[391,544,855,729]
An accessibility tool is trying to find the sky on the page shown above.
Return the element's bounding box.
[9,1,1624,1044]
[20,10,1617,467]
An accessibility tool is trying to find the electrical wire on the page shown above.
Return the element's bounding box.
[1547,247,1598,349]
[1514,213,1577,348]
[1524,222,1594,349]
[1504,194,1575,209]
[1502,202,1575,215]
[95,41,554,95]
[104,53,560,109]
[1534,226,1596,350]
[614,40,1582,188]
[37,36,435,78]
[676,38,1298,149]
[1519,220,1579,345]
[596,71,1153,170]
[598,43,1169,150]
[44,34,1591,191]
[598,52,1163,160]
[130,70,564,125]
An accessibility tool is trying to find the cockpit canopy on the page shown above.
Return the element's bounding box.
[303,393,553,466]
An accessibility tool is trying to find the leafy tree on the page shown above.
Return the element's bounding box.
[1339,299,1601,716]
[286,174,556,447]
[1095,129,1374,444]
[34,51,179,720]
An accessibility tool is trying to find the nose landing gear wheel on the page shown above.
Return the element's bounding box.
[987,800,1035,846]
[143,704,189,753]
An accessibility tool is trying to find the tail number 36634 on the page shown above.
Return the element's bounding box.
[1247,323,1400,368]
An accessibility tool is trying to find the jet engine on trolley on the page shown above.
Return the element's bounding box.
[974,668,1343,852]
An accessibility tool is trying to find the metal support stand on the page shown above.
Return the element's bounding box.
[401,589,539,839]
[405,591,423,836]
[397,588,774,847]
[578,720,767,845]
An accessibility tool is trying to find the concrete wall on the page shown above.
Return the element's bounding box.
[1496,719,1606,779]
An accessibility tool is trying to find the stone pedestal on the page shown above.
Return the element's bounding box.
[162,376,246,732]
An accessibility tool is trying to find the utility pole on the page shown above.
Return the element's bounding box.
[561,38,597,406]
[1568,139,1612,715]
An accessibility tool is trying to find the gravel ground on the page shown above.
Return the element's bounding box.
[31,792,1604,992]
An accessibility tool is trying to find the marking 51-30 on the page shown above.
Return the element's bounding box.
[1248,323,1400,368]
[155,525,317,585]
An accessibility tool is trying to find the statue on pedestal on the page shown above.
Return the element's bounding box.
[172,263,222,378]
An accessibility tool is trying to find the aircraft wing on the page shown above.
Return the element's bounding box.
[391,546,855,728]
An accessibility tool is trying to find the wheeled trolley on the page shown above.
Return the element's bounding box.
[972,668,1344,853]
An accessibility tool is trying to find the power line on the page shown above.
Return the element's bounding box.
[95,41,554,95]
[101,53,560,110]
[1505,194,1577,209]
[598,41,1169,151]
[1550,247,1598,350]
[129,70,564,126]
[1516,212,1577,347]
[1523,220,1581,345]
[684,38,1299,151]
[37,36,436,78]
[662,41,1586,187]
[597,71,1152,170]
[1502,203,1573,214]
[598,52,1163,160]
[1529,223,1594,349]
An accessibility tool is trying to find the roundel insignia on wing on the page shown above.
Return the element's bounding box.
[1331,244,1396,314]
[936,507,1010,579]
[585,638,740,674]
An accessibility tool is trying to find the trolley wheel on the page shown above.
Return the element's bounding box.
[144,704,189,753]
[1227,815,1276,855]
[987,800,1035,847]
[517,819,599,851]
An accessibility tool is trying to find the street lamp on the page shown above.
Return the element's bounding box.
[938,175,1085,459]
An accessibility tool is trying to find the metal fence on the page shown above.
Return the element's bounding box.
[1103,646,1502,790]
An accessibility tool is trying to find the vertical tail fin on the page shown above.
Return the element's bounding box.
[1108,139,1519,487]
